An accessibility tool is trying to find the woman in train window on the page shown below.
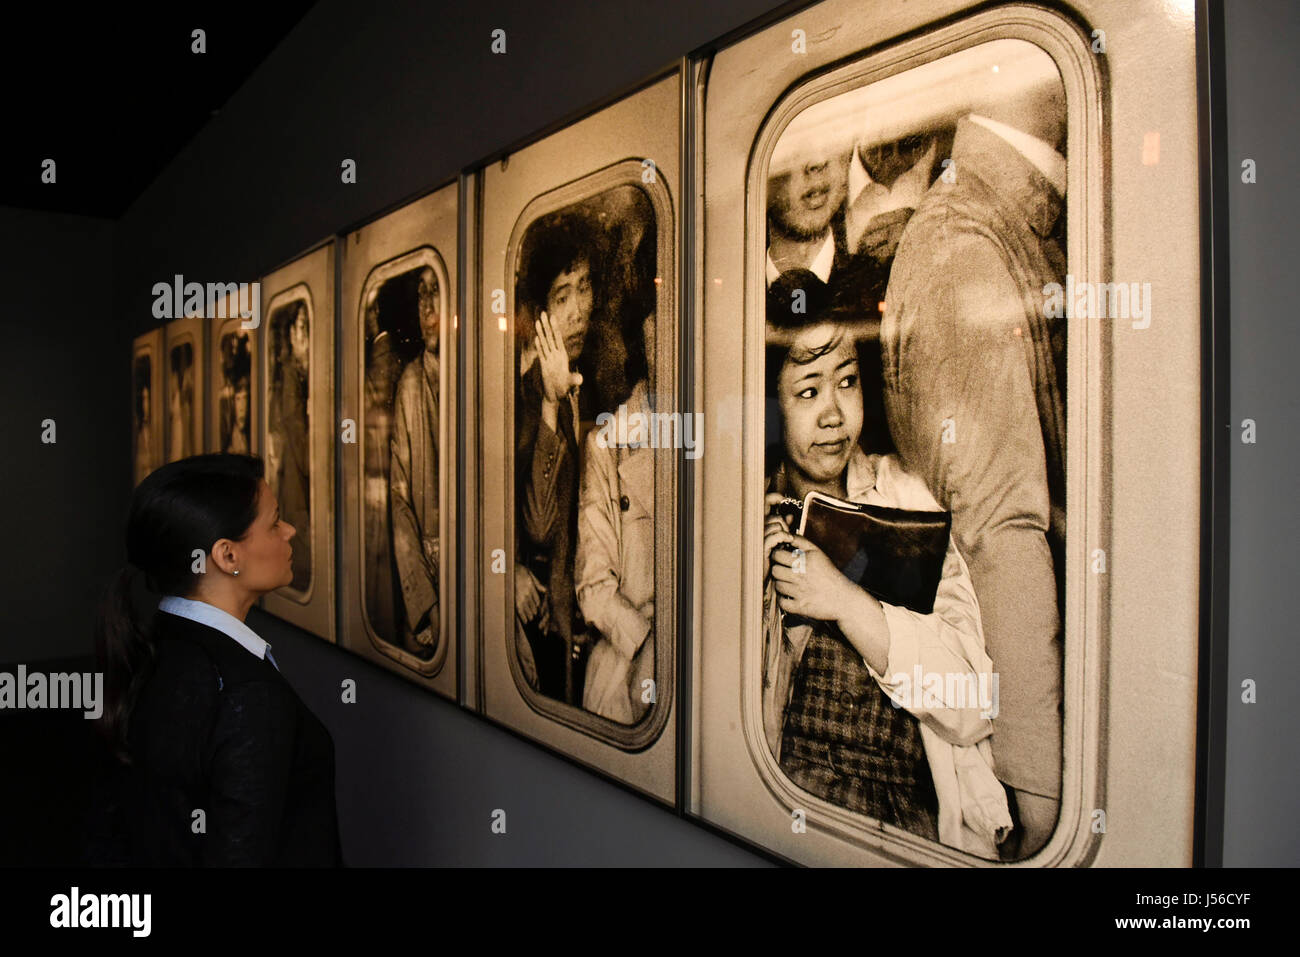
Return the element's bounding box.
[761,268,1012,857]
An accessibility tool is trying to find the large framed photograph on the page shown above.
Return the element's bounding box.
[207,289,258,456]
[162,315,205,464]
[131,328,164,485]
[470,69,682,803]
[690,0,1205,866]
[339,182,460,698]
[259,242,336,643]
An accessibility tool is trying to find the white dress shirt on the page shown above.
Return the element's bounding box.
[157,595,279,671]
[765,229,836,286]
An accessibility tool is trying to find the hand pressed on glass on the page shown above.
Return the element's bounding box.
[535,310,583,404]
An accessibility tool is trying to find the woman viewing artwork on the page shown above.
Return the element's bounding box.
[89,453,341,866]
[761,268,1011,857]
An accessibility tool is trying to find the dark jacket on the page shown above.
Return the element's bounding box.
[110,610,342,866]
[516,358,583,649]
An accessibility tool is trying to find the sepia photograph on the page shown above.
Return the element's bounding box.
[131,328,164,485]
[216,331,253,454]
[512,185,659,725]
[207,298,259,459]
[691,0,1204,867]
[266,295,313,592]
[470,71,681,803]
[759,38,1064,860]
[259,244,336,642]
[162,315,205,464]
[339,182,459,697]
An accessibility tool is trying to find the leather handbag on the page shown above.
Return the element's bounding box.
[781,491,951,615]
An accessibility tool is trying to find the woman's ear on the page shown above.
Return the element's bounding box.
[209,539,239,577]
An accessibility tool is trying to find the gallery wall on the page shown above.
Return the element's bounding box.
[0,206,119,663]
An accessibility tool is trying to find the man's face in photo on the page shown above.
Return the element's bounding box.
[545,258,593,362]
[768,152,848,241]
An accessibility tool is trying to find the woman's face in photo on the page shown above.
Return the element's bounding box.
[777,323,863,485]
[237,479,297,592]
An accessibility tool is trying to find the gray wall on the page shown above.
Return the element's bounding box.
[1222,0,1300,868]
[4,0,1295,866]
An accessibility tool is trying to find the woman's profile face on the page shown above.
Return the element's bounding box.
[237,479,297,592]
[777,323,863,486]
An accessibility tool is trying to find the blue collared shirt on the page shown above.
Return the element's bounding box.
[157,595,280,672]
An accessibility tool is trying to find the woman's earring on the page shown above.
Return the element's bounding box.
[233,569,240,577]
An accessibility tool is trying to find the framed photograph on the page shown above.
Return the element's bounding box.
[207,290,258,456]
[470,69,682,804]
[162,315,205,464]
[339,182,460,698]
[690,0,1205,866]
[259,242,336,643]
[131,328,164,485]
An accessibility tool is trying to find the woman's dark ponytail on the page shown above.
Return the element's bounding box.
[94,453,265,764]
[94,563,152,763]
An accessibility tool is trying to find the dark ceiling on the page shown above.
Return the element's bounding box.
[3,3,317,219]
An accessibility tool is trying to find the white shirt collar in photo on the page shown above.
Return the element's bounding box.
[158,595,276,668]
[765,229,835,287]
[967,113,1067,196]
[847,137,938,214]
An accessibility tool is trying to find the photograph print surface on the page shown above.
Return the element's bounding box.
[757,37,1069,861]
[684,0,1198,868]
[259,243,335,642]
[265,293,314,593]
[473,71,681,803]
[132,328,164,485]
[163,315,204,465]
[339,183,459,695]
[215,326,254,455]
[511,184,661,726]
